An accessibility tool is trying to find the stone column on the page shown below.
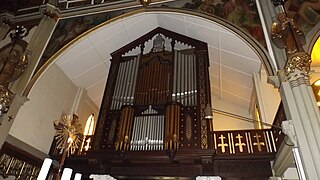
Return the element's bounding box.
[0,12,57,149]
[270,4,320,179]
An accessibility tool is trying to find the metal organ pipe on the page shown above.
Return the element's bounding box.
[130,56,139,104]
[177,52,181,103]
[129,106,164,151]
[187,54,191,105]
[124,59,133,105]
[172,50,197,106]
[111,62,123,109]
[192,54,197,105]
[173,51,178,102]
[180,53,185,104]
[111,57,140,110]
[121,60,130,105]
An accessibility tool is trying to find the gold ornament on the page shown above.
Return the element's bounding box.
[53,114,83,155]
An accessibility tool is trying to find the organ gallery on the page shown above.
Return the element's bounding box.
[47,27,280,179]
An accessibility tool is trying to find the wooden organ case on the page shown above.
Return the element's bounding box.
[92,27,213,178]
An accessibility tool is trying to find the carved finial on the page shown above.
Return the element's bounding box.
[152,34,165,52]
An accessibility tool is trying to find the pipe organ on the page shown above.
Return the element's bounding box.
[49,28,281,179]
[94,27,211,152]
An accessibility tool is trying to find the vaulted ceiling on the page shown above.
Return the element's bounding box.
[54,12,262,111]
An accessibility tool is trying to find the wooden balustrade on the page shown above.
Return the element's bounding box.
[212,129,281,156]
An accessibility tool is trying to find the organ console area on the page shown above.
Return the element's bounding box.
[94,27,212,154]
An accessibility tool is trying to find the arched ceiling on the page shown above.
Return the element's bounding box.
[54,12,262,111]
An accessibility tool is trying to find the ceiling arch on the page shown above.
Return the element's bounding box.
[28,10,270,111]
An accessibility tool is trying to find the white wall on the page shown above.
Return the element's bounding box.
[253,70,281,127]
[9,63,78,154]
[74,89,99,131]
[212,99,254,131]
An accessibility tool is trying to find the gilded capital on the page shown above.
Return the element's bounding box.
[284,52,311,76]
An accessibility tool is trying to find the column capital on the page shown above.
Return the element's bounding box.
[284,52,311,77]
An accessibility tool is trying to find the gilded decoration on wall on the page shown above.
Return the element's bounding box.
[186,114,192,141]
[271,10,312,76]
[285,52,311,76]
[197,52,208,149]
[0,25,28,115]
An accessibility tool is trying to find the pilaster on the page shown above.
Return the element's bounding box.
[279,70,320,179]
[11,14,57,94]
[270,1,320,179]
[0,14,57,149]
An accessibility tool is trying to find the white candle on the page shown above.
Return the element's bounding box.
[37,158,52,180]
[74,173,82,180]
[61,168,73,180]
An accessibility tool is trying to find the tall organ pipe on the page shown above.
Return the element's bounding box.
[116,106,134,151]
[111,57,139,109]
[165,103,181,150]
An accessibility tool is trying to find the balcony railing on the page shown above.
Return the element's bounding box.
[49,103,286,159]
[211,102,285,157]
[212,129,282,156]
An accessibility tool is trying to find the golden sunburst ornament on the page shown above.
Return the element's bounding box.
[53,114,83,156]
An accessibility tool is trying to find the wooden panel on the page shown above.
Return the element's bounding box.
[135,51,172,106]
[0,142,42,179]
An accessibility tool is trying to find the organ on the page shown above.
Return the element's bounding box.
[49,27,282,179]
[93,27,212,153]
